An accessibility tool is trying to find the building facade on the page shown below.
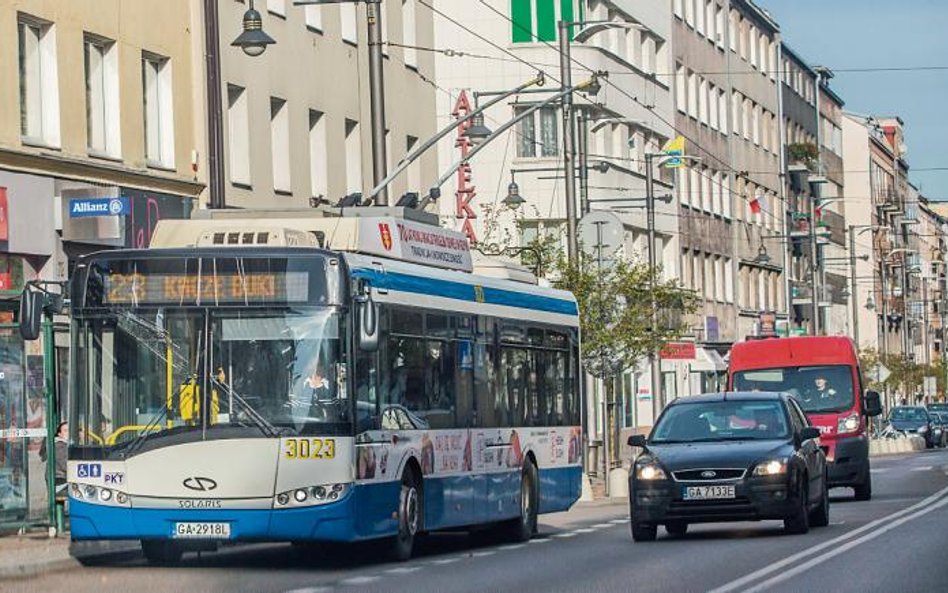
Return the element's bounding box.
[0,0,204,528]
[216,0,438,210]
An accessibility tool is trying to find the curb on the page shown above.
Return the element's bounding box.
[0,557,79,580]
[0,540,141,581]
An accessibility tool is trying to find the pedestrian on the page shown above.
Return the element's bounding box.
[39,422,68,498]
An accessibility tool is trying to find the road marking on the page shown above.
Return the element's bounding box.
[284,588,332,593]
[592,523,614,528]
[470,550,497,557]
[498,543,526,550]
[339,576,381,586]
[385,567,422,575]
[829,521,846,526]
[740,494,948,593]
[574,528,596,533]
[707,484,948,593]
[610,518,630,524]
[528,538,551,544]
[553,532,577,538]
[869,469,886,474]
[429,557,461,565]
[911,466,934,471]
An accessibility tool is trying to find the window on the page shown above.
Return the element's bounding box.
[709,84,718,129]
[695,0,705,34]
[305,5,323,31]
[402,0,417,68]
[18,14,60,146]
[309,110,327,200]
[270,98,290,193]
[731,91,740,136]
[684,0,694,26]
[698,77,708,124]
[705,1,715,41]
[674,0,683,18]
[725,258,734,302]
[728,9,737,51]
[406,135,421,192]
[690,167,700,209]
[142,52,174,167]
[702,167,712,211]
[675,63,686,113]
[341,3,358,43]
[345,119,362,193]
[687,71,697,118]
[718,89,728,134]
[515,105,558,158]
[752,103,760,145]
[84,34,120,157]
[739,17,747,60]
[749,25,758,67]
[680,164,690,206]
[742,97,751,140]
[267,0,285,17]
[715,6,725,47]
[227,84,250,186]
[511,0,575,43]
[640,35,655,75]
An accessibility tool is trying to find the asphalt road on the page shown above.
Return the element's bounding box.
[8,449,948,593]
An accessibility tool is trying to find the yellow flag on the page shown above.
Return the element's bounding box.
[661,136,685,168]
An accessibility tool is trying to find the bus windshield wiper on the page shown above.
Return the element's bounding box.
[211,378,282,438]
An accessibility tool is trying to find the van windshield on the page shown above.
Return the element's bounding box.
[731,365,855,414]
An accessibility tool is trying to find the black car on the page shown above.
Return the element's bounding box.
[627,392,829,541]
[930,412,948,448]
[888,406,934,448]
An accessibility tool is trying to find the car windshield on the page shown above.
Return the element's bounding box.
[889,407,928,422]
[731,365,855,414]
[651,400,790,443]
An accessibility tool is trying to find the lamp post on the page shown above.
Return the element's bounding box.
[848,224,883,350]
[235,0,390,205]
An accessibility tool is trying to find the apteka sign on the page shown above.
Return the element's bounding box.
[453,91,477,243]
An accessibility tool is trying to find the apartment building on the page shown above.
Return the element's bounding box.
[218,0,438,209]
[672,0,783,391]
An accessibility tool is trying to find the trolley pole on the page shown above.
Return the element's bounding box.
[366,0,389,205]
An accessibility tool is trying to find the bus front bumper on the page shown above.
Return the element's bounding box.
[68,495,357,543]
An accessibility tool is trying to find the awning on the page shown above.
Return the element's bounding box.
[690,348,728,372]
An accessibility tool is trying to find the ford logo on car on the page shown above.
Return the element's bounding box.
[700,470,717,478]
[182,477,218,492]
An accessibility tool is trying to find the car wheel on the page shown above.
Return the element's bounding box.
[390,469,422,561]
[783,479,810,535]
[631,522,657,542]
[665,521,688,537]
[853,466,872,501]
[141,540,182,565]
[809,473,830,528]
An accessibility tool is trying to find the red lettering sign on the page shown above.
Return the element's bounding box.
[453,90,478,243]
[660,342,697,360]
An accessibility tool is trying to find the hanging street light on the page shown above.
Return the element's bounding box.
[231,0,275,57]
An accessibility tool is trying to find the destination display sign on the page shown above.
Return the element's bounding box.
[102,271,310,305]
[358,217,473,272]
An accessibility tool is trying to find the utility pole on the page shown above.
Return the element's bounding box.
[558,20,579,267]
[645,153,662,423]
[902,259,911,360]
[366,0,389,205]
[849,226,860,348]
[577,108,590,216]
[204,0,225,209]
[810,195,821,335]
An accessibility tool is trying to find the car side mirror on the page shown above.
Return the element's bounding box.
[628,434,648,449]
[863,390,882,417]
[800,427,821,442]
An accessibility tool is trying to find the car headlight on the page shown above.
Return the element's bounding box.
[837,413,860,434]
[753,460,787,477]
[919,425,929,433]
[634,463,667,481]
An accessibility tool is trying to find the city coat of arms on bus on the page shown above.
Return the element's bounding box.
[378,223,393,251]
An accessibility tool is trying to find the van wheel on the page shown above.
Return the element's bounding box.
[390,469,421,562]
[504,462,538,542]
[141,540,182,565]
[631,522,657,542]
[853,467,872,501]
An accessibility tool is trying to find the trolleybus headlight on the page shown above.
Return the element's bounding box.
[312,486,327,500]
[294,489,308,503]
[116,492,128,504]
[70,483,82,499]
[276,492,290,506]
[84,485,98,499]
[99,488,113,502]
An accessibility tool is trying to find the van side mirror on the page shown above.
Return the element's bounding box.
[627,434,648,449]
[18,289,43,341]
[863,390,882,417]
[355,281,378,352]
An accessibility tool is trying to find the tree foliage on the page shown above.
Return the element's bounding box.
[858,348,946,401]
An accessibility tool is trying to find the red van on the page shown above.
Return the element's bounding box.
[727,337,882,500]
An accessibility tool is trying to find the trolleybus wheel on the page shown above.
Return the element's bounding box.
[141,540,183,565]
[505,461,538,542]
[391,469,421,561]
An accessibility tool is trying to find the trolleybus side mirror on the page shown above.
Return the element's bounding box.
[355,280,378,352]
[18,288,43,341]
[864,390,883,417]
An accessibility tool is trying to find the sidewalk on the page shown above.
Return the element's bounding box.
[0,531,140,580]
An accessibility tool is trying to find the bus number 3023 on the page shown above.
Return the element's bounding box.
[284,438,335,460]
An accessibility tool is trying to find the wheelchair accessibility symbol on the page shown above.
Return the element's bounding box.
[77,463,102,479]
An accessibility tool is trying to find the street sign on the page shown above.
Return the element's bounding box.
[924,376,937,398]
[660,342,697,360]
[578,211,623,262]
[870,363,891,384]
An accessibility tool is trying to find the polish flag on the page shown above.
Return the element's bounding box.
[750,194,766,214]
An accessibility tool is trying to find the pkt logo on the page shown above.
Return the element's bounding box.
[182,477,218,492]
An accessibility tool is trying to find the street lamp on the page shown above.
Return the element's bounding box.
[463,113,493,145]
[231,1,275,56]
[504,179,525,210]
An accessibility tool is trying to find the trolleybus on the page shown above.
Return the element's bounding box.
[31,211,582,563]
